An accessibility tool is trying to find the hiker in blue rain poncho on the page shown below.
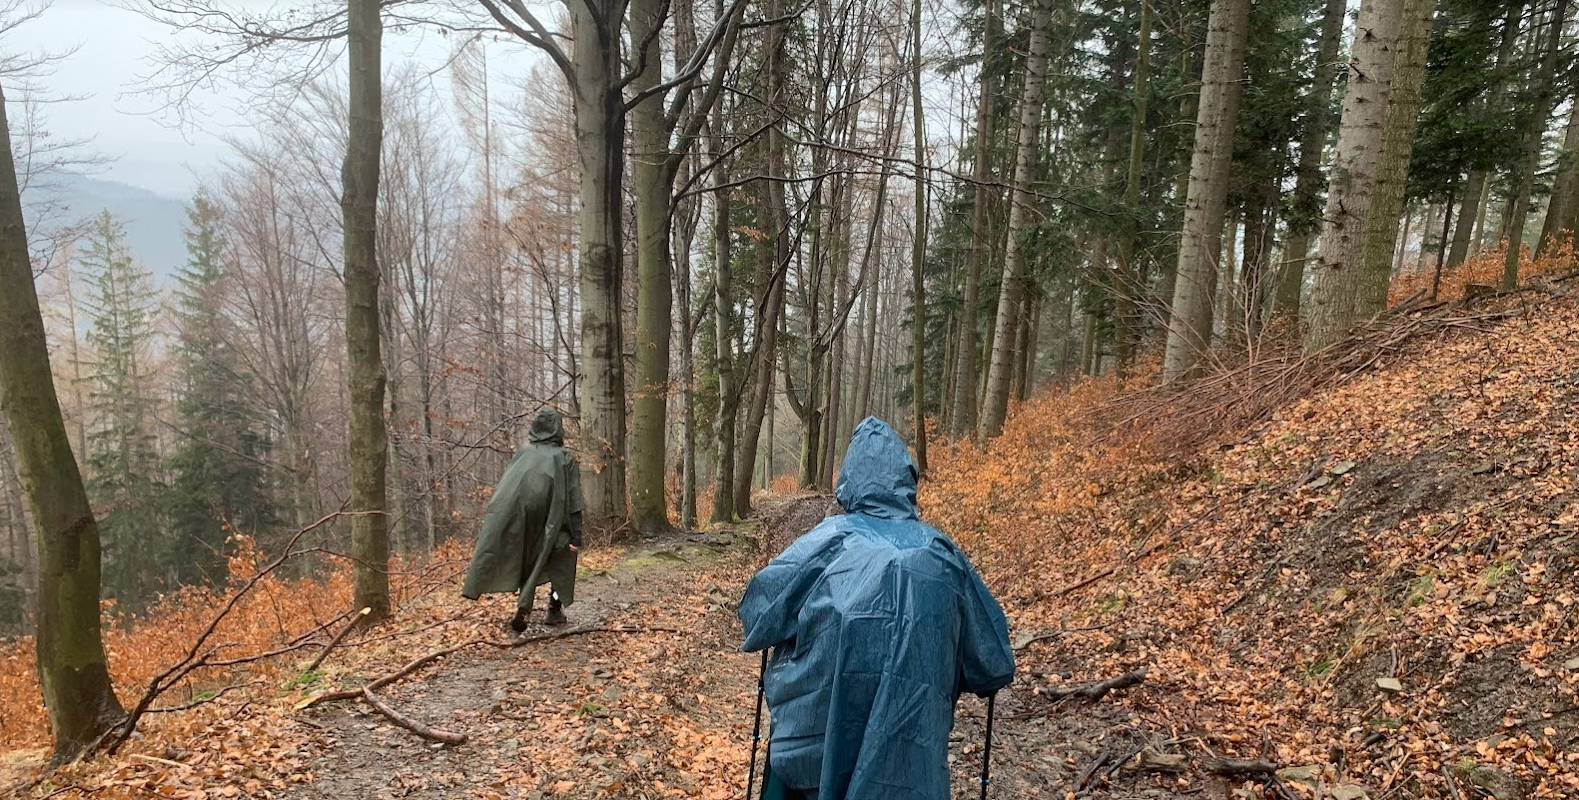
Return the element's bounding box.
[462,407,585,631]
[739,417,1016,800]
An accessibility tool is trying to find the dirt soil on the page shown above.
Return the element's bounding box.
[272,496,1199,800]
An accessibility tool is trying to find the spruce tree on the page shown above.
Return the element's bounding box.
[166,192,274,586]
[79,211,165,605]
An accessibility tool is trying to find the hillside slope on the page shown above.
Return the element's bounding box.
[926,285,1579,798]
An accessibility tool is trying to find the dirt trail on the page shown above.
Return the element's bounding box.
[280,498,1190,800]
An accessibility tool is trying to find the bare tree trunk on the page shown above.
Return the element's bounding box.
[733,0,790,515]
[572,0,631,526]
[0,80,127,763]
[909,0,929,470]
[1503,0,1570,288]
[1448,171,1488,268]
[1113,0,1151,374]
[1451,2,1525,269]
[1161,0,1251,381]
[1356,0,1434,310]
[948,0,999,437]
[1539,97,1579,251]
[1305,0,1433,352]
[1431,189,1456,300]
[344,0,389,620]
[1273,0,1345,318]
[979,0,1052,438]
[628,0,674,533]
[709,120,738,523]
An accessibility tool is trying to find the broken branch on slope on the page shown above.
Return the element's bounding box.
[1036,666,1148,701]
[362,688,468,745]
[296,625,679,709]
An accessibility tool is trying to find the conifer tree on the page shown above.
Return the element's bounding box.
[79,211,165,604]
[166,192,275,586]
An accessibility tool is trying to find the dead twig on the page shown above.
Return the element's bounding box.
[145,680,261,713]
[297,625,680,709]
[104,507,366,756]
[1203,758,1279,776]
[1442,765,1463,800]
[305,607,372,673]
[1076,751,1111,790]
[1037,666,1148,702]
[361,688,468,745]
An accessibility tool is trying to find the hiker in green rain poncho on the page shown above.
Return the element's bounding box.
[462,408,586,631]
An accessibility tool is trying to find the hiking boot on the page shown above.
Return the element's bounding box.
[545,601,567,626]
[509,610,528,633]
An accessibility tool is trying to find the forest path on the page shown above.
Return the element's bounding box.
[280,496,1177,800]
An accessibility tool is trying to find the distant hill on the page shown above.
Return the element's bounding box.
[23,172,190,285]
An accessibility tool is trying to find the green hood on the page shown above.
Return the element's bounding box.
[529,408,565,446]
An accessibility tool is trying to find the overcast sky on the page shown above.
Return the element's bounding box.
[10,0,542,198]
[12,0,972,200]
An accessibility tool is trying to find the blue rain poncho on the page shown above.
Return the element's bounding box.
[739,417,1015,800]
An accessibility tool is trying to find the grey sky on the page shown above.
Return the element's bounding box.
[14,0,544,198]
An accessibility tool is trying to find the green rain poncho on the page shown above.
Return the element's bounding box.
[462,408,585,611]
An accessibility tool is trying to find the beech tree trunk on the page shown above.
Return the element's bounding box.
[1160,0,1251,381]
[978,0,1052,438]
[628,0,674,533]
[573,0,631,525]
[0,80,127,764]
[344,0,390,621]
[709,117,738,523]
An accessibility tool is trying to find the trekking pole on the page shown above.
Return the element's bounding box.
[979,692,997,800]
[747,649,768,800]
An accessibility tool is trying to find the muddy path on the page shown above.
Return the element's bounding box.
[279,497,1198,799]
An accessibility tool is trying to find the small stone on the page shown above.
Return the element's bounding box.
[1330,461,1357,475]
[1471,460,1495,475]
[1328,785,1369,800]
[1563,658,1579,671]
[1278,765,1320,784]
[1307,476,1333,490]
[1168,556,1204,578]
[1376,677,1403,693]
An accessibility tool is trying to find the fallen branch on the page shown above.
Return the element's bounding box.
[129,753,190,770]
[297,625,678,709]
[1037,666,1148,701]
[146,680,260,714]
[306,607,372,673]
[1204,758,1279,776]
[362,688,468,745]
[1075,752,1110,790]
[1442,765,1463,800]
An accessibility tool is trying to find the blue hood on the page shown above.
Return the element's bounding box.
[835,417,918,520]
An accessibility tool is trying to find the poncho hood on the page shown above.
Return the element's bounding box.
[834,416,918,519]
[528,408,565,446]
